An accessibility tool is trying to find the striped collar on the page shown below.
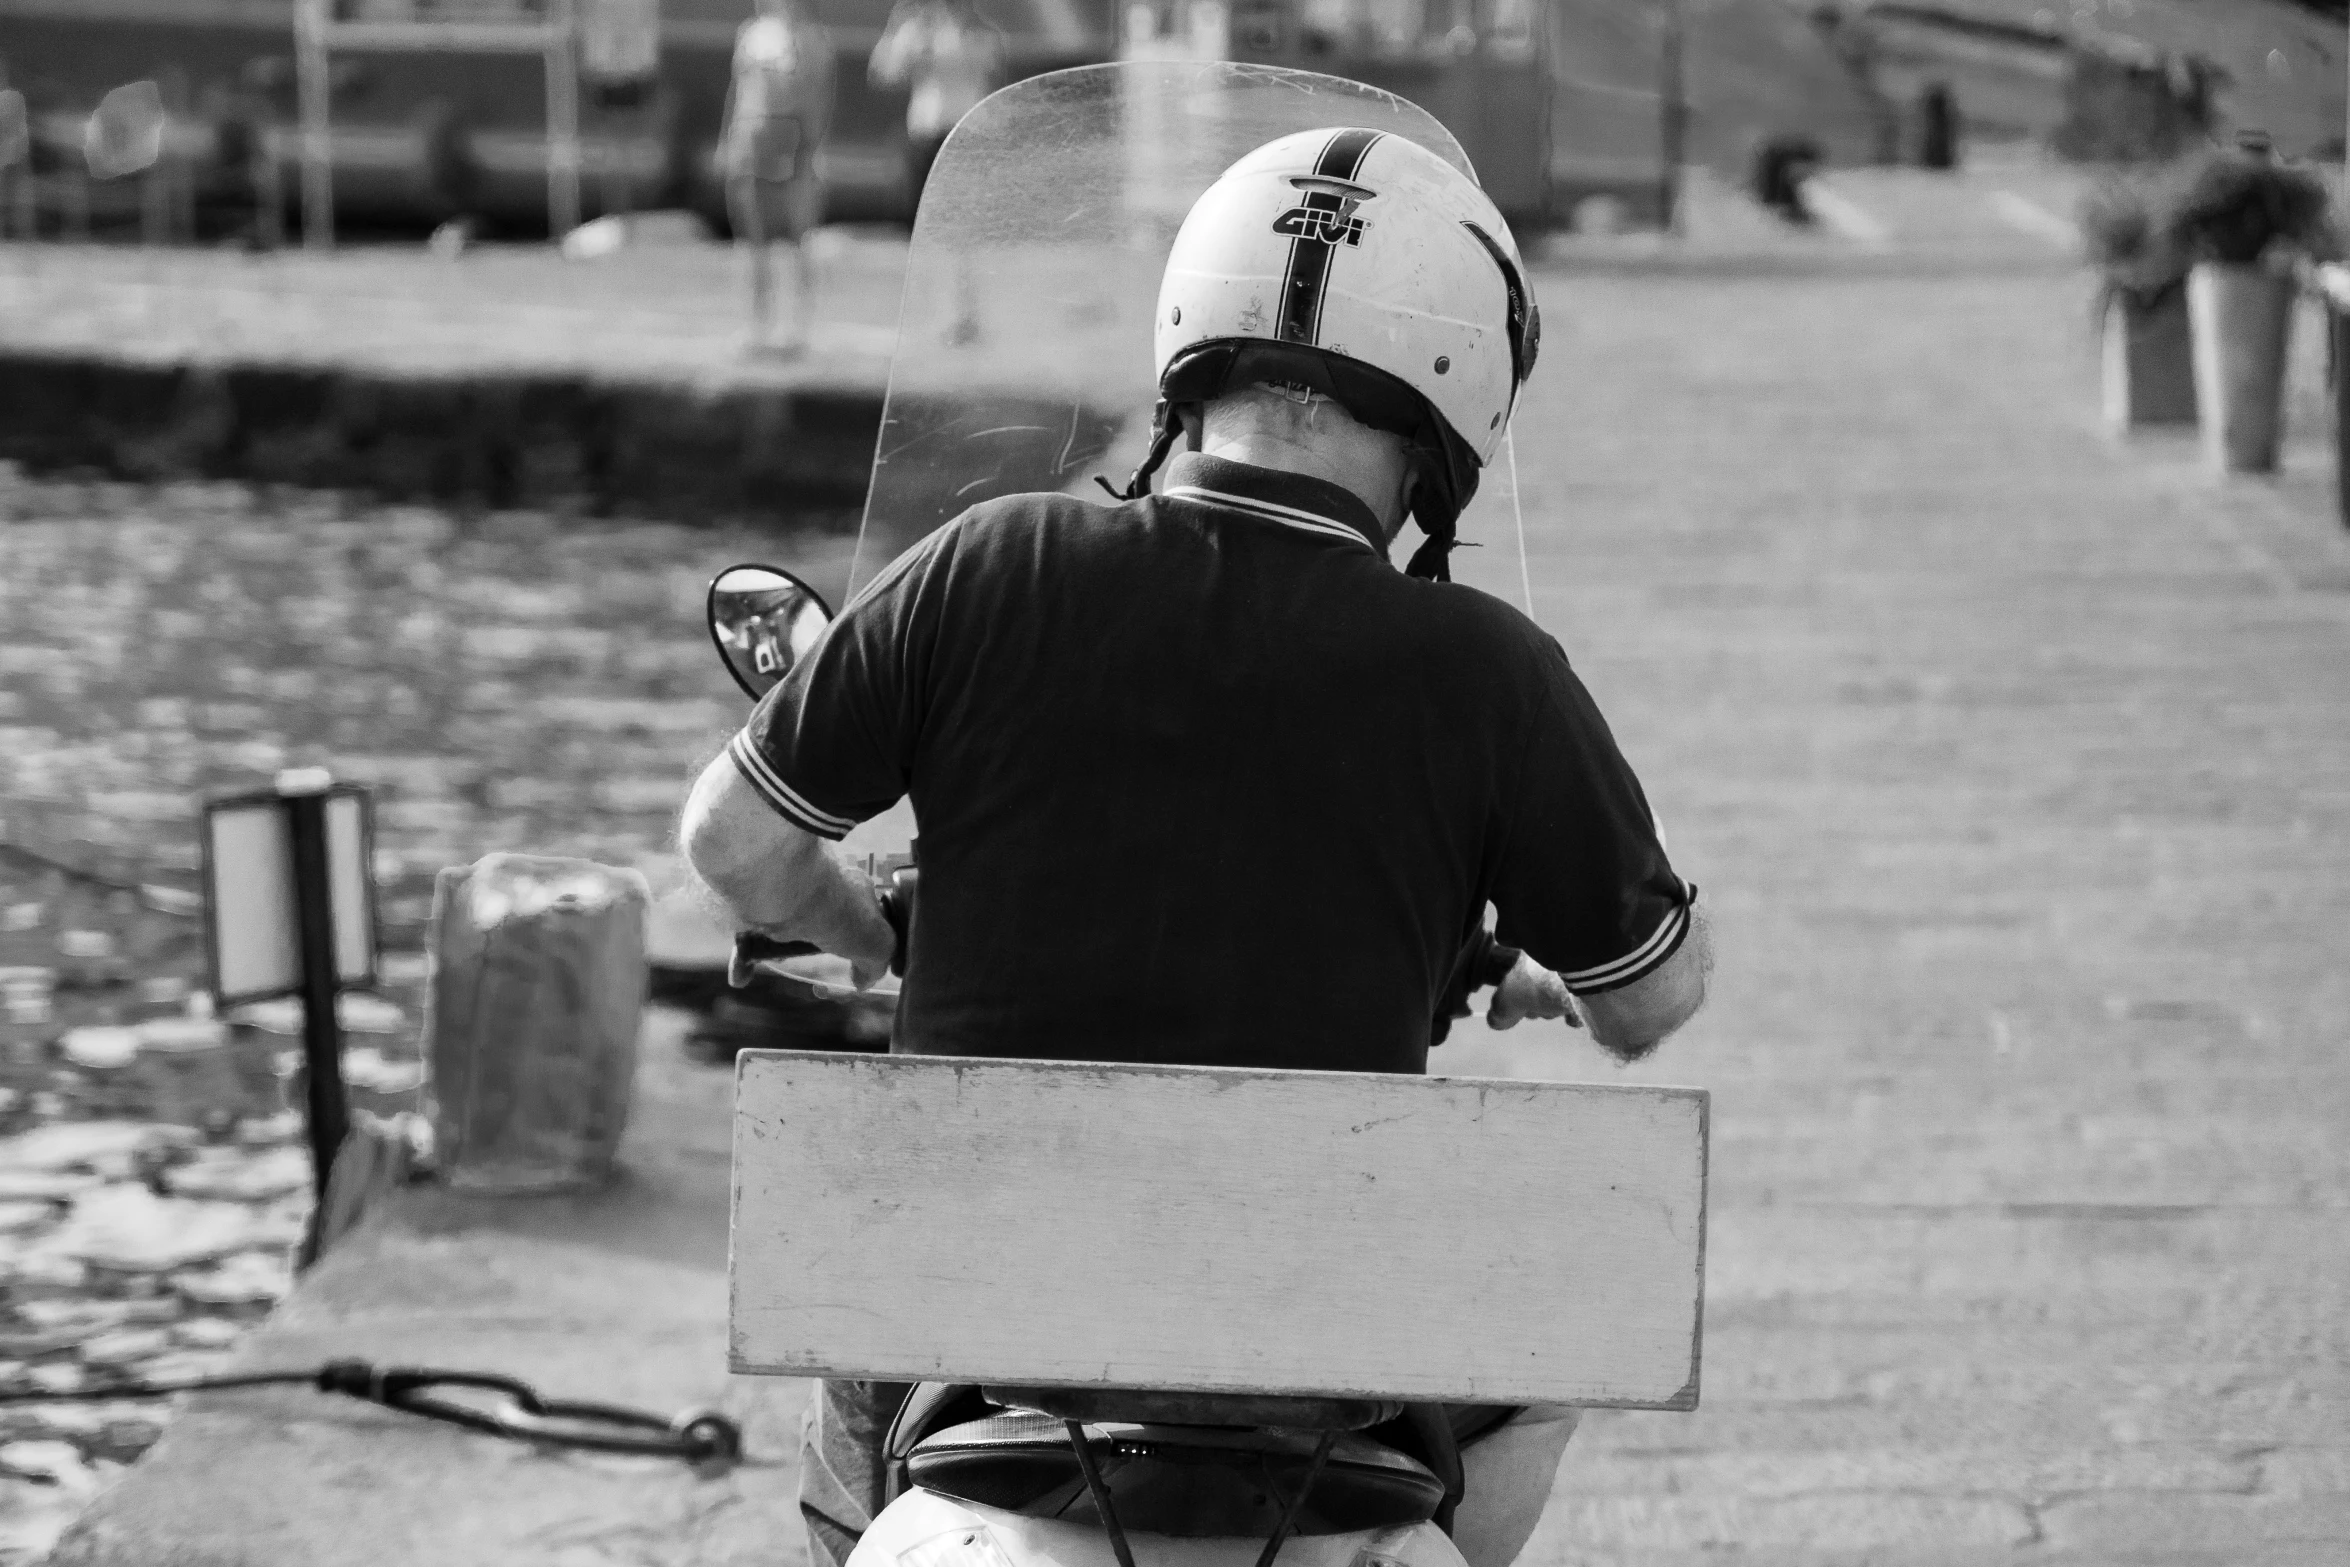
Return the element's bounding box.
[1158,454,1387,557]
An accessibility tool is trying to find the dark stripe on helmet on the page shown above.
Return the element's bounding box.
[1274,128,1384,348]
[1315,125,1384,183]
[1462,220,1538,392]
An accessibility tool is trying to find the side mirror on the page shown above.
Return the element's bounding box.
[707,563,833,700]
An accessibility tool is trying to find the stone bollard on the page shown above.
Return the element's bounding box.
[2101,286,2198,434]
[424,853,650,1193]
[2333,290,2350,531]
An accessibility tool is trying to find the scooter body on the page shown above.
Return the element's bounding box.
[846,1385,1481,1567]
[852,1490,1467,1567]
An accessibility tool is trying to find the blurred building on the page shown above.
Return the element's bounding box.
[30,1,2322,242]
[1837,1,2347,162]
[0,0,1109,234]
[1149,0,1882,228]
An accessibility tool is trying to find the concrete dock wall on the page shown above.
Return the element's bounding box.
[0,350,886,523]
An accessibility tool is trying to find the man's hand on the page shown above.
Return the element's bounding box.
[1486,951,1582,1031]
[832,900,896,990]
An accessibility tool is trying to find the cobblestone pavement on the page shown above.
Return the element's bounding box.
[0,475,860,1558]
[1425,255,2350,1564]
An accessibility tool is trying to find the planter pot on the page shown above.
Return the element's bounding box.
[2187,262,2298,475]
[2100,284,2197,433]
[2334,302,2350,531]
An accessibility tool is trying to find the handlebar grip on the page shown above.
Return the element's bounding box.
[877,885,910,977]
[734,932,820,966]
[728,875,914,988]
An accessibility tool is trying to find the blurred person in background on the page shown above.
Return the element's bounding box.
[868,0,1002,211]
[721,0,836,354]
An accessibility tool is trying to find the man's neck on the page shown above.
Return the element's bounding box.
[1197,430,1408,544]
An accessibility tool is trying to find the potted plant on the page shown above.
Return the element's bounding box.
[2079,172,2197,434]
[2164,147,2339,474]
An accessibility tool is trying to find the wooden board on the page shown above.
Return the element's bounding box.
[730,1053,1707,1409]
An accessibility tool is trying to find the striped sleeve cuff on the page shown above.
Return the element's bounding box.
[726,730,858,839]
[1558,885,1697,996]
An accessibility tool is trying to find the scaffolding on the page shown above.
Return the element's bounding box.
[293,0,585,247]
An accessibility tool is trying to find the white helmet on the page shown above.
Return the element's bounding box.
[1121,127,1540,579]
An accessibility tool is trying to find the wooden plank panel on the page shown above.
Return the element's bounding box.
[730,1053,1707,1409]
[312,22,561,53]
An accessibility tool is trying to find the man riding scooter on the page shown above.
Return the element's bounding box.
[681,125,1710,1567]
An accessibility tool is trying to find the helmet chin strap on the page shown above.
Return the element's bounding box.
[1403,528,1456,582]
[1406,421,1527,606]
[1402,446,1457,581]
[1096,413,1181,503]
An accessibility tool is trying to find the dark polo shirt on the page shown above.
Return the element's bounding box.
[729,453,1692,1074]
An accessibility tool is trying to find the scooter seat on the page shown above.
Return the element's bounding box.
[904,1410,1447,1537]
[983,1387,1406,1431]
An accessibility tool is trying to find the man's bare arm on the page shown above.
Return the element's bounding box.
[1487,903,1712,1063]
[679,752,895,985]
[1578,903,1710,1061]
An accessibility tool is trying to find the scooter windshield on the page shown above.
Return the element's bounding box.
[847,61,1472,597]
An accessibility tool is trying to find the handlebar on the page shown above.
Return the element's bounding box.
[729,876,914,988]
[733,931,821,966]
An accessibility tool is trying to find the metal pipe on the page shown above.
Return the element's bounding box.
[296,0,333,247]
[1658,0,1686,235]
[1252,1429,1338,1567]
[280,774,350,1205]
[546,0,583,235]
[1063,1421,1138,1567]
